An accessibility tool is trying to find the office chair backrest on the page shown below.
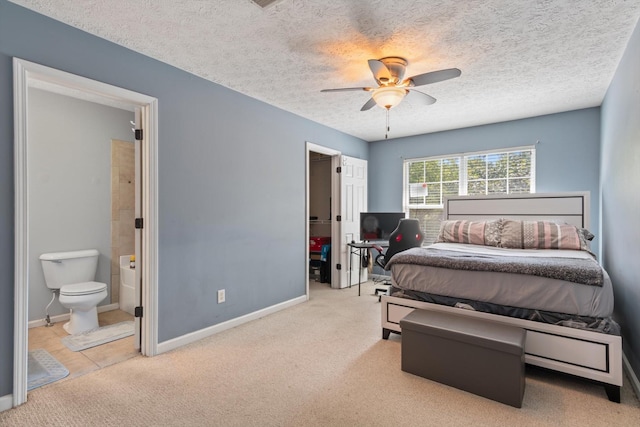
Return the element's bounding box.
[375,218,424,269]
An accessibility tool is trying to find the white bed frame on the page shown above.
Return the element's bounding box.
[381,192,623,402]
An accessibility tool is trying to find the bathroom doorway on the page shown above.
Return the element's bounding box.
[13,58,159,406]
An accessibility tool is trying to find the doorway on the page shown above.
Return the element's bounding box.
[305,142,368,294]
[13,58,159,407]
[306,143,340,294]
[308,151,333,286]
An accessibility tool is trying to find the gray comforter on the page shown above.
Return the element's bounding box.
[386,246,604,287]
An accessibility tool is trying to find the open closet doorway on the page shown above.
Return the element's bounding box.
[308,151,333,286]
[305,142,368,295]
[306,143,340,294]
[13,58,159,407]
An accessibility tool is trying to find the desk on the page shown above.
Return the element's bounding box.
[347,242,387,296]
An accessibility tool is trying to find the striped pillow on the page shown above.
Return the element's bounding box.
[499,219,589,251]
[436,220,501,246]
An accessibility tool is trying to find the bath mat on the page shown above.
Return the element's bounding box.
[28,349,69,390]
[62,321,135,352]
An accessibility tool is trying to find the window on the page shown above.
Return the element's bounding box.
[404,146,535,243]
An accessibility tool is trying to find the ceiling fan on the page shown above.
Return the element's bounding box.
[321,56,461,111]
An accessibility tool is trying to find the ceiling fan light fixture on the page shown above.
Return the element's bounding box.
[372,86,407,109]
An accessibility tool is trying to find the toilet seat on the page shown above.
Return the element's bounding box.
[60,281,107,296]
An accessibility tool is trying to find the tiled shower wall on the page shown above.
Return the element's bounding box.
[111,139,135,304]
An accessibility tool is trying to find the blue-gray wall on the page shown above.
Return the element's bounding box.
[601,16,640,384]
[0,0,367,397]
[368,108,602,254]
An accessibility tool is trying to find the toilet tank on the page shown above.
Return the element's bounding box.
[39,249,100,290]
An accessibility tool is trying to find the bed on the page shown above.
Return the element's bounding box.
[381,192,622,402]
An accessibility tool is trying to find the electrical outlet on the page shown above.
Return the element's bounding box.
[217,289,225,304]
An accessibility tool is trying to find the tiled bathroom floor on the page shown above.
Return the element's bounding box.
[28,309,140,383]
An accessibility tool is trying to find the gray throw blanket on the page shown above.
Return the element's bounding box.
[386,247,604,287]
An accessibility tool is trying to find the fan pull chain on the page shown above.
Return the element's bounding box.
[385,108,390,139]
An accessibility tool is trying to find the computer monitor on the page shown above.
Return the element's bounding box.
[360,212,406,242]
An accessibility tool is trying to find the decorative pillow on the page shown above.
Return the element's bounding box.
[499,219,591,251]
[436,219,501,246]
[579,228,595,241]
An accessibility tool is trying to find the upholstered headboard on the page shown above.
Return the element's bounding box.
[444,192,590,229]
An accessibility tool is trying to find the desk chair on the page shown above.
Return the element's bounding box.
[371,218,424,300]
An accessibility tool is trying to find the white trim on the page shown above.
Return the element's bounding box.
[306,142,340,157]
[27,303,120,329]
[330,155,341,288]
[141,98,159,357]
[12,58,159,407]
[12,57,29,410]
[0,394,13,413]
[157,295,307,354]
[623,352,640,403]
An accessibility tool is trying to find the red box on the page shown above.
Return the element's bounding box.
[309,236,331,252]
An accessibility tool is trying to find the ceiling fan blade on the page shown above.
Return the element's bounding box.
[368,59,392,84]
[406,68,461,87]
[321,87,371,92]
[360,97,377,111]
[408,89,437,105]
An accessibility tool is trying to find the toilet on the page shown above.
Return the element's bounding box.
[40,249,108,335]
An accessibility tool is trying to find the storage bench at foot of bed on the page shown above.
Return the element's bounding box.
[382,296,623,402]
[400,309,526,408]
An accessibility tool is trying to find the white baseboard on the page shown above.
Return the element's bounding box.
[623,352,640,401]
[0,394,13,413]
[157,295,307,354]
[28,303,120,329]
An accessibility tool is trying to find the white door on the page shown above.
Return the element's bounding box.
[133,108,142,350]
[337,155,368,288]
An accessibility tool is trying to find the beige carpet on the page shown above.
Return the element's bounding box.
[2,281,639,426]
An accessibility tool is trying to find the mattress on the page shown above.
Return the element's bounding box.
[389,243,614,319]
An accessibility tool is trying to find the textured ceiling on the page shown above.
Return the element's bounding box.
[9,0,640,141]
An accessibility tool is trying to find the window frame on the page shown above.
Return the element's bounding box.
[402,145,536,211]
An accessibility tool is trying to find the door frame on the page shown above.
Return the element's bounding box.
[305,142,341,294]
[12,58,159,407]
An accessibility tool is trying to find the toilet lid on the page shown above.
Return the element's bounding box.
[60,281,107,296]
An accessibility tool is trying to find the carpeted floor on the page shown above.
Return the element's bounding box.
[2,281,639,426]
